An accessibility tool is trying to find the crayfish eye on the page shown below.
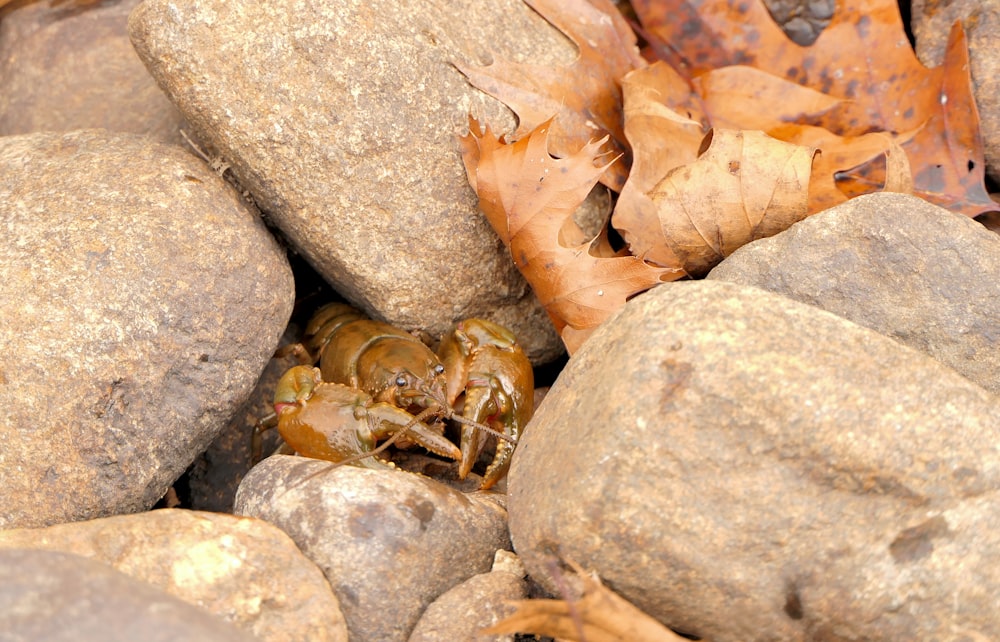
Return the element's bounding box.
[433,364,445,375]
[395,375,407,388]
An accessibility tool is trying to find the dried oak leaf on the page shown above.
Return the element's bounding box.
[482,565,693,642]
[459,116,682,354]
[613,61,912,275]
[632,0,996,216]
[455,0,645,191]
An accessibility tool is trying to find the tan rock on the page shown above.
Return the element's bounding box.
[0,130,293,528]
[0,0,185,144]
[127,0,571,362]
[0,549,250,642]
[0,509,346,642]
[408,549,527,642]
[509,280,1000,641]
[708,193,1000,393]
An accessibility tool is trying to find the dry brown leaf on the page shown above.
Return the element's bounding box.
[612,62,704,272]
[633,0,996,216]
[459,116,682,354]
[612,62,818,277]
[646,129,816,277]
[482,567,695,642]
[456,0,645,191]
[769,124,915,212]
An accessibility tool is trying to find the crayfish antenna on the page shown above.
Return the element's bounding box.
[424,386,517,446]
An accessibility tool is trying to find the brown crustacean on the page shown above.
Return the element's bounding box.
[256,304,533,489]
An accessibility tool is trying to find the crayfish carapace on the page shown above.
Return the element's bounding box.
[255,304,534,489]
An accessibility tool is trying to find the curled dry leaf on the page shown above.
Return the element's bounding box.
[481,565,696,642]
[613,62,819,277]
[646,129,816,277]
[459,116,682,354]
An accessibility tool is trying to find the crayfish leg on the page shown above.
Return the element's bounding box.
[251,412,278,464]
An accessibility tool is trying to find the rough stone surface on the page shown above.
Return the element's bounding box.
[912,0,1000,183]
[127,0,568,363]
[708,193,1000,394]
[0,0,185,144]
[0,509,346,642]
[0,130,294,528]
[235,455,511,642]
[0,548,250,641]
[508,280,1000,641]
[188,325,302,512]
[408,549,526,642]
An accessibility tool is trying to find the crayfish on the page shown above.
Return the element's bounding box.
[255,304,534,489]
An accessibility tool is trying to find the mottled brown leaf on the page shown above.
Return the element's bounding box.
[632,0,996,215]
[646,128,815,277]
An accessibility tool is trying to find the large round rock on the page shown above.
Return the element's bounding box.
[0,0,185,144]
[508,280,1000,640]
[0,130,293,528]
[128,0,567,362]
[708,193,1000,393]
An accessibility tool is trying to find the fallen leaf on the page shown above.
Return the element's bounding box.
[612,62,705,271]
[632,0,996,216]
[482,564,696,642]
[769,124,915,212]
[613,62,820,276]
[456,0,645,191]
[459,116,682,353]
[646,128,816,277]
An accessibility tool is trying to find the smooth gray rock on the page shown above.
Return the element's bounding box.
[509,280,1000,641]
[0,509,347,642]
[708,193,1000,393]
[235,455,510,642]
[0,549,251,642]
[128,0,570,362]
[0,130,294,528]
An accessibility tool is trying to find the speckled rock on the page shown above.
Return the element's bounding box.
[235,455,510,642]
[408,549,526,642]
[0,548,250,641]
[708,193,1000,393]
[509,280,1000,641]
[0,130,294,528]
[0,509,347,642]
[127,0,568,363]
[0,0,185,144]
[912,0,1000,183]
